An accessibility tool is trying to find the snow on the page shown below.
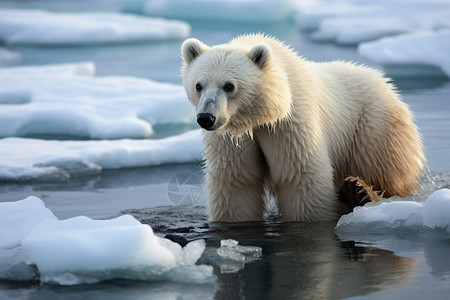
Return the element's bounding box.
[144,0,297,23]
[359,30,450,78]
[336,189,450,233]
[0,9,190,45]
[0,196,214,285]
[0,62,196,139]
[0,129,203,181]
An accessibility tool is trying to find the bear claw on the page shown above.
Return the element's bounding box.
[338,176,383,213]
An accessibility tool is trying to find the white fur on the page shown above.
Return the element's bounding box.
[181,34,425,222]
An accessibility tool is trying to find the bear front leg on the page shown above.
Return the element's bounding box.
[203,133,267,222]
[274,147,339,222]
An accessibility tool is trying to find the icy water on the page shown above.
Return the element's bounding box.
[1,2,450,299]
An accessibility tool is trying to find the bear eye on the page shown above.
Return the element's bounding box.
[195,83,202,92]
[223,82,235,93]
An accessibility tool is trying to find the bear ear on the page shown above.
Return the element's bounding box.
[248,43,271,69]
[181,38,208,65]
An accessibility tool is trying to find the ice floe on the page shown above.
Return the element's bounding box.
[0,130,203,181]
[359,30,450,78]
[144,0,297,23]
[0,62,195,139]
[297,0,450,45]
[0,9,190,45]
[0,196,214,285]
[296,0,450,77]
[336,189,450,233]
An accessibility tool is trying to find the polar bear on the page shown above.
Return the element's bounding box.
[181,34,425,222]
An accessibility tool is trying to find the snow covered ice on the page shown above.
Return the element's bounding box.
[144,0,297,23]
[359,30,450,78]
[0,196,214,285]
[0,130,203,181]
[336,189,450,233]
[0,9,190,45]
[0,62,196,139]
[296,0,450,78]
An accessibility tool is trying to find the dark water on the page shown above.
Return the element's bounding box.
[1,1,450,299]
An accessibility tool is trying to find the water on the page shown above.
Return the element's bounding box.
[1,1,450,299]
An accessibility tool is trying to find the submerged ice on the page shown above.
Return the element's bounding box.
[0,196,214,285]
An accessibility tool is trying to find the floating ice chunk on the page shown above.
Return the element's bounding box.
[0,197,214,285]
[0,196,58,249]
[0,9,190,45]
[0,129,203,181]
[336,201,424,232]
[423,189,450,231]
[359,30,450,78]
[336,189,450,234]
[0,63,195,139]
[215,239,262,273]
[21,215,212,285]
[144,0,296,23]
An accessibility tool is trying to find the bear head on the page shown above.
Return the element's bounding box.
[181,38,292,136]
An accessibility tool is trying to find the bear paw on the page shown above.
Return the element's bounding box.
[338,176,383,213]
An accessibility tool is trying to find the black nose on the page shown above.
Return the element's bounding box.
[197,113,216,129]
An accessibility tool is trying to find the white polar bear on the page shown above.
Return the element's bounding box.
[181,34,425,222]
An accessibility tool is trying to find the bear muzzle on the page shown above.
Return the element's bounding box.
[197,113,216,130]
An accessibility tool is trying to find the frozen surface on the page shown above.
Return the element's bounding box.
[144,0,296,23]
[0,62,195,139]
[297,0,450,45]
[0,196,214,285]
[359,30,450,78]
[0,130,203,181]
[296,0,450,77]
[0,196,57,249]
[336,189,450,233]
[0,9,190,45]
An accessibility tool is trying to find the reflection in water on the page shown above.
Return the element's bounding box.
[203,222,417,299]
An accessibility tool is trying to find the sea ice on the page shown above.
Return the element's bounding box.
[336,189,450,233]
[0,62,195,139]
[295,0,450,77]
[297,0,450,45]
[359,30,450,78]
[0,9,190,45]
[144,0,296,23]
[0,196,57,248]
[423,188,450,230]
[0,129,203,181]
[0,196,214,285]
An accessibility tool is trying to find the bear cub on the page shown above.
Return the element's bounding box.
[181,34,425,222]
